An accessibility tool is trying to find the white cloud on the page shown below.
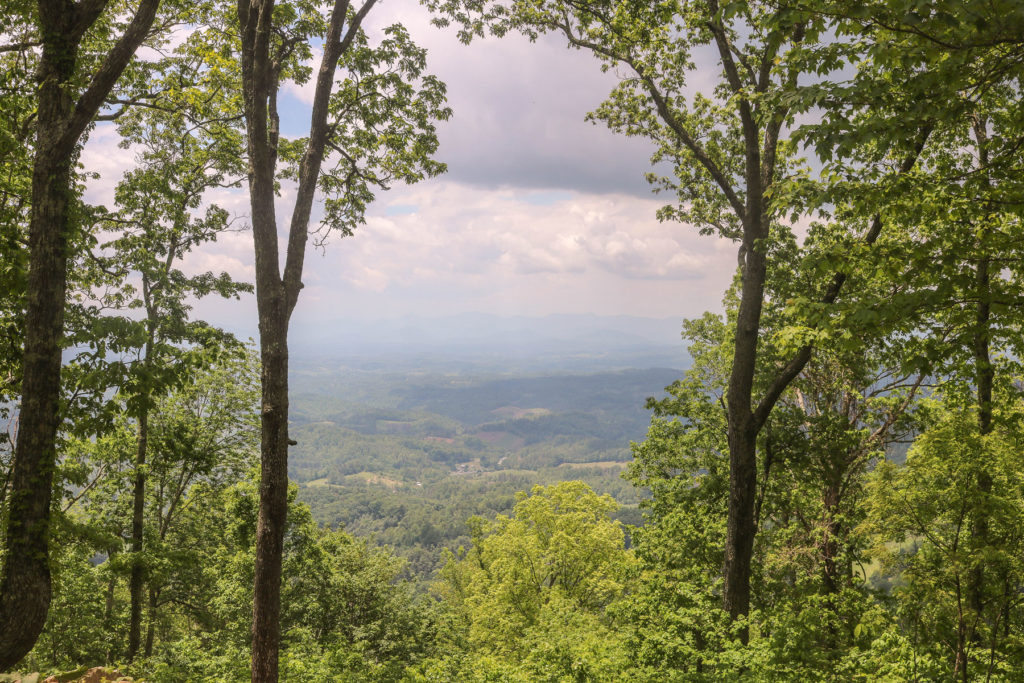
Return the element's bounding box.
[79,124,136,207]
[285,179,735,322]
[283,46,323,106]
[181,251,255,281]
[76,5,742,333]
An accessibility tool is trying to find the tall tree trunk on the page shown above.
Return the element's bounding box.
[718,130,930,627]
[968,116,993,626]
[722,212,768,630]
[250,306,290,682]
[0,0,161,666]
[0,12,77,666]
[243,2,291,662]
[127,299,157,662]
[968,252,992,618]
[127,406,149,661]
[237,1,374,678]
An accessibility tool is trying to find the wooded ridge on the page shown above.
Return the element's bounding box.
[2,0,1024,680]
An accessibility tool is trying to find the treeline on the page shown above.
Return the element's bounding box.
[298,463,642,577]
[392,369,679,428]
[3,0,1024,681]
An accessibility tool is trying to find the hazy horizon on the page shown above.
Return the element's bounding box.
[281,312,693,372]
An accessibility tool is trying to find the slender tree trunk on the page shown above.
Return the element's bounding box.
[103,552,118,665]
[144,585,158,657]
[0,14,76,666]
[968,251,992,616]
[237,1,369,678]
[956,596,969,683]
[711,6,777,626]
[237,0,290,665]
[821,483,842,597]
[250,307,290,681]
[127,406,150,661]
[243,19,291,669]
[723,233,768,630]
[820,480,844,660]
[968,117,993,632]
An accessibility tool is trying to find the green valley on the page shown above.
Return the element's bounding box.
[288,364,677,576]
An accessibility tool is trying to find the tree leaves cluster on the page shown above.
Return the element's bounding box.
[422,0,1024,678]
[3,0,1024,680]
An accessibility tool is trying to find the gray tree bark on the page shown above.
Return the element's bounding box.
[235,1,376,679]
[0,0,161,667]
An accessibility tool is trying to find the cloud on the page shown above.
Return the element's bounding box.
[181,251,255,281]
[79,125,137,207]
[282,46,323,108]
[285,179,736,321]
[77,7,741,333]
[277,4,662,196]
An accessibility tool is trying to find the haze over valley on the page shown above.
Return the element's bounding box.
[282,313,688,575]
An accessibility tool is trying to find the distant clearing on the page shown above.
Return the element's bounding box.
[557,461,628,470]
[452,459,484,476]
[489,406,553,419]
[474,430,526,449]
[480,468,540,478]
[348,472,404,489]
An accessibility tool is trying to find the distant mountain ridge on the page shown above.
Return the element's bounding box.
[285,312,691,371]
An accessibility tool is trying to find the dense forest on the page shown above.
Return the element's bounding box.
[2,0,1024,681]
[288,366,664,576]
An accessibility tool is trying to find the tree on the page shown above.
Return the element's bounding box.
[429,481,634,681]
[21,347,259,671]
[136,347,259,658]
[124,474,433,681]
[89,45,250,659]
[426,0,934,628]
[794,2,1024,651]
[0,0,168,666]
[621,278,928,676]
[864,388,1024,680]
[230,1,449,677]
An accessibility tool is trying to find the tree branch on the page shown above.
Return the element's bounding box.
[752,125,933,429]
[0,40,41,53]
[57,0,163,159]
[282,0,378,316]
[551,17,748,222]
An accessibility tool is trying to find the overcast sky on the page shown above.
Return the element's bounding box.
[80,2,737,337]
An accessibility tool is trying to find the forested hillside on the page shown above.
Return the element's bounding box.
[288,366,669,575]
[2,0,1024,681]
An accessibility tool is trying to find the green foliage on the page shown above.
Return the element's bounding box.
[24,354,436,678]
[863,390,1024,680]
[134,478,437,682]
[5,0,1024,679]
[19,351,258,671]
[418,482,635,681]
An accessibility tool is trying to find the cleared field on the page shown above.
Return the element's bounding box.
[347,472,405,489]
[557,461,628,470]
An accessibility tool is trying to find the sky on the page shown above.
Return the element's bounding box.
[79,2,738,341]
